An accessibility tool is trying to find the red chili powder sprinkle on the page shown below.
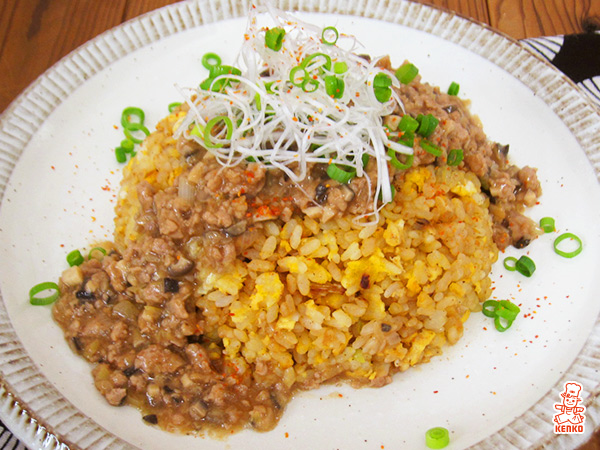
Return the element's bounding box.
[285,432,289,438]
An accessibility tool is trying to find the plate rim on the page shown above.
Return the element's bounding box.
[0,0,599,449]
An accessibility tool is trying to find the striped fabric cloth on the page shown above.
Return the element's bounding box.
[0,30,598,450]
[0,423,26,450]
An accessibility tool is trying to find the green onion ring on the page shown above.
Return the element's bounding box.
[115,147,127,163]
[388,148,413,170]
[123,123,150,144]
[265,27,286,51]
[420,140,442,157]
[481,300,498,318]
[398,115,419,133]
[425,427,450,449]
[515,255,536,277]
[496,300,520,322]
[503,256,517,271]
[168,102,181,113]
[289,66,309,88]
[121,107,145,130]
[88,247,107,260]
[447,81,460,96]
[554,232,583,258]
[374,86,392,103]
[334,61,348,74]
[447,149,464,166]
[204,116,233,149]
[67,249,84,267]
[361,154,370,168]
[321,26,339,45]
[324,75,344,98]
[395,63,419,84]
[374,73,392,88]
[120,139,134,152]
[398,131,415,148]
[417,114,439,138]
[302,77,320,93]
[326,163,356,184]
[301,52,332,73]
[202,52,221,70]
[539,217,556,233]
[494,315,513,332]
[29,282,60,306]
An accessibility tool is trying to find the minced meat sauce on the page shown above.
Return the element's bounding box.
[52,77,541,435]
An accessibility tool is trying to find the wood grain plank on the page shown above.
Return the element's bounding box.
[417,0,490,25]
[0,0,18,57]
[487,0,600,39]
[0,0,126,114]
[123,0,183,21]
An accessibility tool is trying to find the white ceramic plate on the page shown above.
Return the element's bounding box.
[1,1,600,449]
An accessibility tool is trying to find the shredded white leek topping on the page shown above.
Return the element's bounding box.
[178,4,409,223]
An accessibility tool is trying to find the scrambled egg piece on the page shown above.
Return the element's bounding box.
[341,249,402,294]
[250,272,284,309]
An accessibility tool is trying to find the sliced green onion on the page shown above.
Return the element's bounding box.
[301,52,332,73]
[115,147,127,163]
[425,427,449,449]
[121,107,145,130]
[168,102,181,113]
[398,130,415,148]
[421,140,442,157]
[254,93,262,111]
[265,27,286,51]
[302,78,319,93]
[120,139,134,152]
[446,149,463,166]
[374,86,391,103]
[88,247,107,260]
[482,300,499,318]
[539,217,555,233]
[209,65,242,79]
[333,61,348,74]
[361,153,370,168]
[494,315,514,332]
[321,26,339,45]
[327,163,356,183]
[395,63,418,84]
[67,249,84,267]
[515,255,536,277]
[388,148,414,170]
[325,75,344,98]
[416,114,439,138]
[123,123,150,144]
[496,300,520,322]
[202,52,221,70]
[503,256,517,271]
[554,232,583,258]
[190,124,204,138]
[289,66,309,88]
[204,115,233,149]
[447,81,460,96]
[29,282,60,306]
[374,73,392,88]
[398,115,419,133]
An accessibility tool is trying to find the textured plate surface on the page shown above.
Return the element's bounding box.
[1,1,600,449]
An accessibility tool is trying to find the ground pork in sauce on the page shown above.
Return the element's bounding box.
[53,60,541,436]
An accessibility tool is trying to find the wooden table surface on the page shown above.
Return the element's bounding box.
[1,0,599,448]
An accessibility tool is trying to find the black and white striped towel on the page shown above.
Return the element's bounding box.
[523,30,600,107]
[0,29,598,450]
